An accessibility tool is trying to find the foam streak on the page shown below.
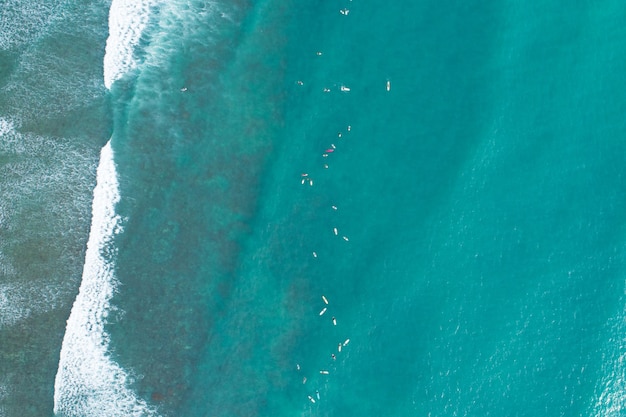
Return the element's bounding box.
[103,0,156,89]
[53,142,158,417]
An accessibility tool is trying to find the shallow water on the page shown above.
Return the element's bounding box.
[0,1,110,415]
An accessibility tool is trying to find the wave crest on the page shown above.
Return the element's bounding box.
[53,142,159,417]
[103,0,157,89]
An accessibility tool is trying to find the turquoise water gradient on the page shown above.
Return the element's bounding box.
[2,1,626,416]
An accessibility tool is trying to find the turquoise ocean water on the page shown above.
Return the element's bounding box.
[1,1,626,416]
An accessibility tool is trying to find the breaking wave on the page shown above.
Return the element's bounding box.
[53,142,159,417]
[103,0,157,89]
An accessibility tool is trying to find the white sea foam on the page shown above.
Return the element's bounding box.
[0,117,14,136]
[53,142,159,417]
[53,0,165,412]
[2,48,106,121]
[0,282,30,328]
[0,378,7,416]
[0,117,98,330]
[103,0,157,89]
[0,1,58,50]
[0,282,64,328]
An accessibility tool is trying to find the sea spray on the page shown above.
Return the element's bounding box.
[53,142,159,417]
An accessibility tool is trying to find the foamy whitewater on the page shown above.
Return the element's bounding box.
[53,2,160,414]
[0,379,7,417]
[103,0,157,89]
[0,118,13,136]
[0,2,59,50]
[53,142,158,417]
[0,116,94,329]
